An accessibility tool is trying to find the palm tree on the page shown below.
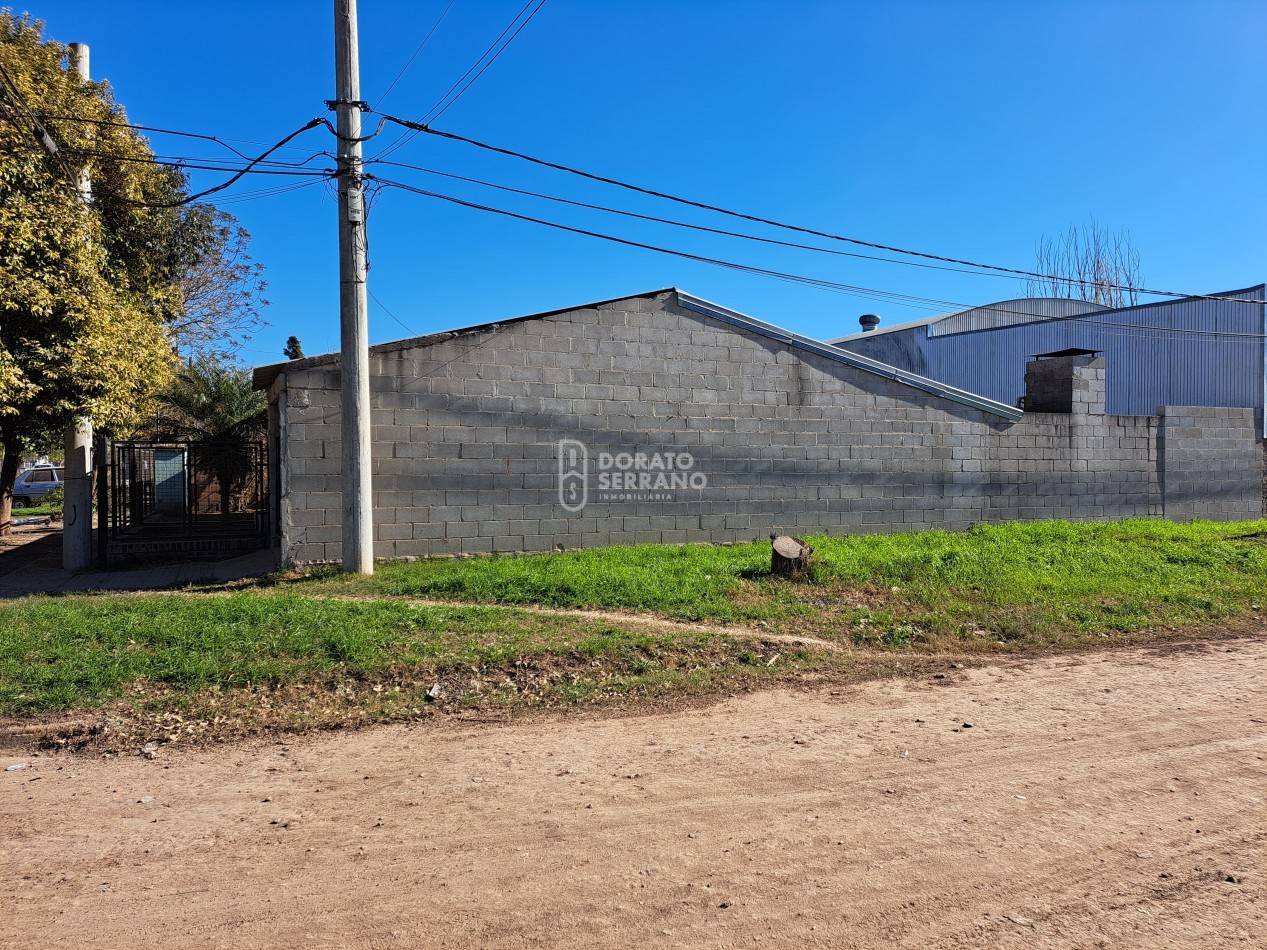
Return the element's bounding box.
[149,361,266,518]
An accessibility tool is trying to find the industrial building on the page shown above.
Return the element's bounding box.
[832,284,1267,434]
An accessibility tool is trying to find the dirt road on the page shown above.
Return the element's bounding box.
[3,638,1265,949]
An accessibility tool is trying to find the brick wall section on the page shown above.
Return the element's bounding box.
[270,291,1258,564]
[1158,406,1263,521]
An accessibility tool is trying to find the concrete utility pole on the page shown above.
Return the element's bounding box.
[62,42,94,571]
[333,0,374,573]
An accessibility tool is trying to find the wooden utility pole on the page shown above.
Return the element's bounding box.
[62,41,94,571]
[333,0,374,573]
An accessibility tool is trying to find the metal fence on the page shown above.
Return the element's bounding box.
[108,440,268,543]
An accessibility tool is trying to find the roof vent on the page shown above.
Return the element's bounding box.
[859,313,881,332]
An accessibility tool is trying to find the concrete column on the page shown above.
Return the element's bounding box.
[63,422,93,570]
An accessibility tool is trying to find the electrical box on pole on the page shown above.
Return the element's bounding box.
[333,0,374,573]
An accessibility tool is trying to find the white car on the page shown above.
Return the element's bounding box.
[11,465,64,508]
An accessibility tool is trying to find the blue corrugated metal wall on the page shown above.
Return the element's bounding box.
[838,286,1266,432]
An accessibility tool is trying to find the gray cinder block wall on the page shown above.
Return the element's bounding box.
[260,290,1263,564]
[1158,406,1263,522]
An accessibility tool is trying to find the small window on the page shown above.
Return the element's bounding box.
[30,469,53,483]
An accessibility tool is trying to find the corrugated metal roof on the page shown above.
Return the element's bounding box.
[834,284,1267,434]
[930,298,1110,337]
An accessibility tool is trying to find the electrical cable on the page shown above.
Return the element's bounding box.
[2,110,330,207]
[420,0,546,125]
[370,174,1267,339]
[31,110,337,156]
[214,177,327,206]
[369,175,1002,309]
[0,60,79,182]
[59,146,333,178]
[368,288,420,336]
[372,0,545,164]
[373,0,459,110]
[1,136,333,173]
[375,113,1265,308]
[366,157,1042,284]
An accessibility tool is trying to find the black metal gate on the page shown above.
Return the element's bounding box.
[106,440,268,558]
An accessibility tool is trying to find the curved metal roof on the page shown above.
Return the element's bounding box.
[831,297,1109,344]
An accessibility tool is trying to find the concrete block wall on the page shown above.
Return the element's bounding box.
[270,292,1259,564]
[1159,406,1263,521]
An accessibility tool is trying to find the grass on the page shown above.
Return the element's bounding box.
[10,502,60,518]
[2,517,1265,748]
[300,518,1267,642]
[0,592,813,747]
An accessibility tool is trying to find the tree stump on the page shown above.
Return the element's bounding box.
[771,534,812,578]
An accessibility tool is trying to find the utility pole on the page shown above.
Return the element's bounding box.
[62,42,94,571]
[333,0,374,573]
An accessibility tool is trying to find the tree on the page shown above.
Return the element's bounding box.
[1,13,177,532]
[169,204,269,362]
[283,335,304,360]
[1025,219,1143,308]
[145,360,266,518]
[0,12,260,533]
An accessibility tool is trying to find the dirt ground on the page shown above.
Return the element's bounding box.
[3,638,1264,949]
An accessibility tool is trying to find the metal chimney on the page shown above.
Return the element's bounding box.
[859,313,881,332]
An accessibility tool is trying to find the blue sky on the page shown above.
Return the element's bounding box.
[31,0,1267,365]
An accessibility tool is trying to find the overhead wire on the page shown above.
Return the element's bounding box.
[373,0,459,110]
[6,43,1260,341]
[423,0,546,124]
[2,111,332,207]
[368,288,420,337]
[373,0,545,163]
[32,110,340,158]
[370,174,1267,340]
[0,59,79,182]
[374,113,1265,308]
[366,157,1037,284]
[369,175,1005,310]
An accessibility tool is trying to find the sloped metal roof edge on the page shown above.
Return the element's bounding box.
[827,311,945,344]
[828,284,1267,346]
[675,292,1023,420]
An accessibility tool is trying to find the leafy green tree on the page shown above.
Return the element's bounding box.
[0,12,263,532]
[283,335,304,360]
[146,360,267,517]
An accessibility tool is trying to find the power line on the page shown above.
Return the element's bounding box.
[369,0,542,164]
[105,118,329,207]
[375,113,1265,308]
[368,288,419,336]
[373,0,546,164]
[370,175,991,309]
[366,157,1034,284]
[214,177,327,206]
[370,174,1267,340]
[1,137,335,196]
[422,0,546,124]
[373,0,459,110]
[2,109,330,207]
[0,60,78,182]
[34,110,326,162]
